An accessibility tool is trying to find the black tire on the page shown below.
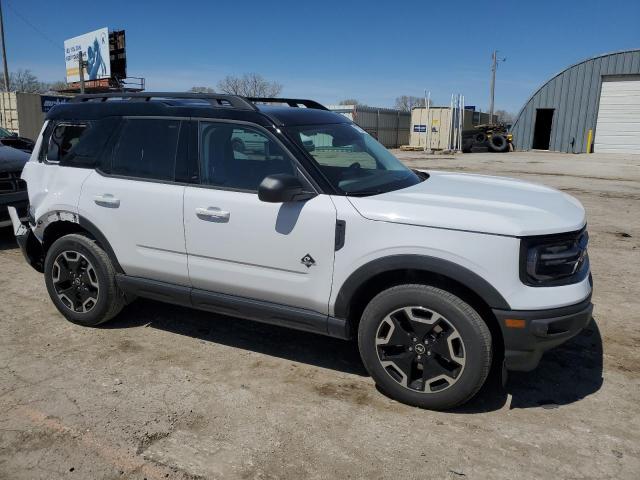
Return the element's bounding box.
[44,233,125,327]
[474,132,488,144]
[358,284,492,410]
[488,134,509,152]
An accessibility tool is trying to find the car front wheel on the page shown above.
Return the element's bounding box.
[358,284,492,410]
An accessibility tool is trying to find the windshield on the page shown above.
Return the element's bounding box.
[0,127,13,138]
[287,123,422,196]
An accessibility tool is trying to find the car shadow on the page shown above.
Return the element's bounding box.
[106,298,368,376]
[454,317,604,413]
[0,226,18,251]
[107,299,603,412]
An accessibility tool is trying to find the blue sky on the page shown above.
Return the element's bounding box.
[4,0,639,112]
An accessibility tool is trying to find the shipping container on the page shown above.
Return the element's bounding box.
[410,107,495,150]
[328,105,410,148]
[0,92,70,140]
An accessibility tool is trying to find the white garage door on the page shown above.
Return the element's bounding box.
[595,76,640,154]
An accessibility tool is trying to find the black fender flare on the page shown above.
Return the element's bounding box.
[36,210,124,274]
[333,254,511,319]
[78,216,125,273]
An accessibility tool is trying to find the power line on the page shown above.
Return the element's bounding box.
[5,0,61,51]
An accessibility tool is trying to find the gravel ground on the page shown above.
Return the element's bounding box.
[1,151,639,479]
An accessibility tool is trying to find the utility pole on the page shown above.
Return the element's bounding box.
[489,50,497,123]
[0,0,10,91]
[78,51,86,94]
[489,50,506,124]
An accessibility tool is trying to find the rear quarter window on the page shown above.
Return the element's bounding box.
[41,118,118,168]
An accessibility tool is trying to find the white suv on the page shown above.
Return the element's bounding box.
[9,93,593,410]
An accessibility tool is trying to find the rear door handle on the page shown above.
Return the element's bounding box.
[94,194,120,208]
[195,207,230,222]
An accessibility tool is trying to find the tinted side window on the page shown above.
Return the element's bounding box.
[60,119,118,168]
[111,119,181,181]
[47,123,88,163]
[199,122,295,191]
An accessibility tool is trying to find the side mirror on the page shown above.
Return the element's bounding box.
[258,174,315,203]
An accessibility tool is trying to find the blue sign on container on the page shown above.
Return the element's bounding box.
[41,96,69,113]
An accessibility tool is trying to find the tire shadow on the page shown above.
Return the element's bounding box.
[455,317,604,413]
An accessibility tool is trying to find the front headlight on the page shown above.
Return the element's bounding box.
[520,229,589,286]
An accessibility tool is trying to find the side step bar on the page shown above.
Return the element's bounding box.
[116,274,351,340]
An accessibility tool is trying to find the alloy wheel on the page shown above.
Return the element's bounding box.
[51,251,100,313]
[375,306,466,393]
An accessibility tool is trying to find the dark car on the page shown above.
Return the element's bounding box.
[0,145,30,228]
[0,127,35,153]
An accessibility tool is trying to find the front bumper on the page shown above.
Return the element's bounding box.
[493,295,593,371]
[0,191,28,227]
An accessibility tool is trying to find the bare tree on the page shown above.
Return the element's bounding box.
[189,86,215,93]
[494,109,515,124]
[0,69,45,93]
[394,95,427,112]
[44,81,68,93]
[338,98,364,106]
[217,73,282,97]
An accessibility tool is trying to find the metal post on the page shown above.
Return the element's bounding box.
[0,0,10,91]
[78,51,86,94]
[489,50,496,123]
[425,91,432,153]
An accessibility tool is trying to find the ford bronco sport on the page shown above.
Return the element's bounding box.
[9,93,593,410]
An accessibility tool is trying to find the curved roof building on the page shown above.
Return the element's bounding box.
[511,49,640,154]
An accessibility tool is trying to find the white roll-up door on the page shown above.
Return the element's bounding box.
[594,76,640,154]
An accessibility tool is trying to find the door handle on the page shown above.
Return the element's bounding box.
[94,194,120,208]
[195,207,230,222]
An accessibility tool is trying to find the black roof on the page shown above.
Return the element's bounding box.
[46,93,349,127]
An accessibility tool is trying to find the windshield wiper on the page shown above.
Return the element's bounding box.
[345,190,385,197]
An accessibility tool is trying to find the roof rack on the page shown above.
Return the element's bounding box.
[70,92,256,110]
[247,97,329,111]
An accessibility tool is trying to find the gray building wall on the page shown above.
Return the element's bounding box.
[511,49,640,153]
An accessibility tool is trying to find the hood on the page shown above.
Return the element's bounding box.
[348,171,586,237]
[0,145,30,172]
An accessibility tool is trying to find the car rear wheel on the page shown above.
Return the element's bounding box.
[358,284,492,410]
[44,233,125,326]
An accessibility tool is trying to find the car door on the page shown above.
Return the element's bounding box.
[184,121,337,314]
[78,117,190,286]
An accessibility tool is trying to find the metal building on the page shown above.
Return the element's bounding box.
[328,105,410,148]
[511,49,640,154]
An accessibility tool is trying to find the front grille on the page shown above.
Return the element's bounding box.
[520,228,590,287]
[0,171,26,194]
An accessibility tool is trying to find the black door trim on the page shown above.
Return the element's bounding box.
[115,274,351,339]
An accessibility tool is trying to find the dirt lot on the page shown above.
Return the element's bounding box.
[1,151,639,479]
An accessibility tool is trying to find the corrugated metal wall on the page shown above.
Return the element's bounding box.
[511,49,640,153]
[328,105,410,148]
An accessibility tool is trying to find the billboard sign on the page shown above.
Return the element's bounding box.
[64,28,110,83]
